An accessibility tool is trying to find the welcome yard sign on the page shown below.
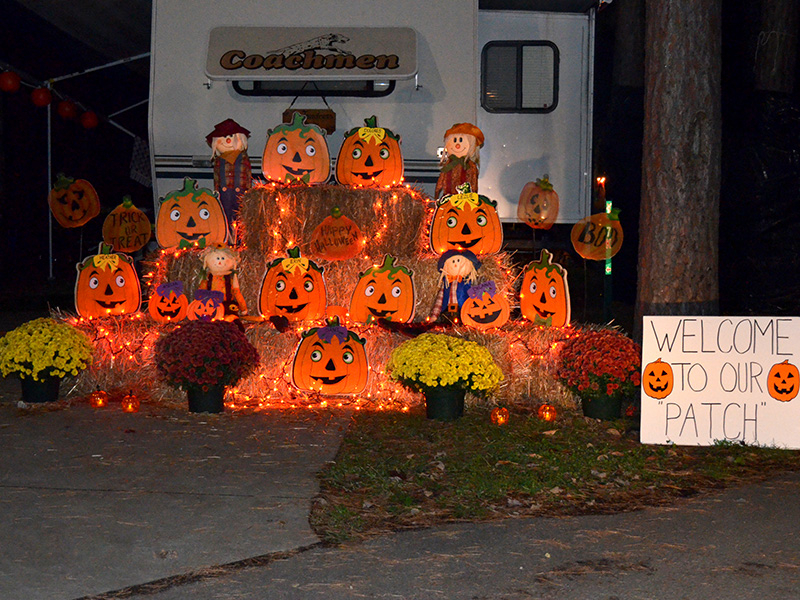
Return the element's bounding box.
[640,316,800,448]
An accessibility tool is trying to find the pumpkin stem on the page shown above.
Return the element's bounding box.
[122,195,134,208]
[363,115,378,128]
[383,255,396,269]
[535,176,554,191]
[331,206,342,219]
[53,173,75,190]
[287,246,302,259]
[607,207,621,221]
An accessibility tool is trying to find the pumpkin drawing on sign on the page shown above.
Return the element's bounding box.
[75,244,141,318]
[642,358,674,400]
[102,195,152,253]
[148,281,188,323]
[48,173,100,228]
[517,175,559,230]
[308,206,364,261]
[570,208,624,261]
[259,247,327,322]
[186,289,225,321]
[155,178,228,249]
[430,183,503,256]
[460,281,510,331]
[336,115,403,187]
[349,255,415,323]
[767,359,799,402]
[519,249,570,327]
[262,112,330,184]
[291,317,369,395]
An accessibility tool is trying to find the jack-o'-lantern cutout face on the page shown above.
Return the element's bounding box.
[460,282,510,330]
[155,177,228,249]
[642,358,674,399]
[430,184,503,255]
[75,244,141,318]
[291,318,369,395]
[263,112,330,184]
[186,290,225,321]
[517,176,559,230]
[520,249,570,327]
[336,115,403,187]
[48,174,101,228]
[259,247,326,321]
[148,282,188,323]
[350,255,415,323]
[768,359,799,402]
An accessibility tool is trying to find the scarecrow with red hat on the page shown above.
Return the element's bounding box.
[435,122,485,199]
[206,118,252,239]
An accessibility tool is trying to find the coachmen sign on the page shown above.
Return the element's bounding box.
[206,27,418,80]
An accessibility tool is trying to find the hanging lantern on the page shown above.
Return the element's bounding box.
[31,87,52,107]
[57,100,78,120]
[80,111,99,129]
[88,389,109,408]
[537,403,558,422]
[0,71,21,93]
[121,391,140,413]
[490,406,510,425]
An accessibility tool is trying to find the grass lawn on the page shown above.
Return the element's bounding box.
[310,406,800,544]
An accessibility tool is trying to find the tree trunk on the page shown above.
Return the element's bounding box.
[755,0,799,93]
[636,0,722,338]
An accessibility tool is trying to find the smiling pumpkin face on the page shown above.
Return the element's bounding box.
[262,112,330,184]
[460,282,510,331]
[349,255,415,323]
[642,358,674,399]
[148,282,188,323]
[155,178,228,249]
[336,115,403,187]
[75,245,141,318]
[259,247,326,322]
[767,359,799,402]
[520,249,570,327]
[429,184,503,255]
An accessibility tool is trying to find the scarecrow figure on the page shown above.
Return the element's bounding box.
[430,249,481,323]
[435,122,484,199]
[206,118,252,239]
[198,243,247,322]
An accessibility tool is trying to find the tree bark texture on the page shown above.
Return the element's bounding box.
[636,0,722,330]
[754,0,799,93]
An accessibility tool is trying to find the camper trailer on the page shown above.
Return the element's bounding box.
[149,0,596,223]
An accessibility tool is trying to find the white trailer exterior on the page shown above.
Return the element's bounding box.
[149,0,595,223]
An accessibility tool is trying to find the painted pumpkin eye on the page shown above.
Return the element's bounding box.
[310,350,322,362]
[170,208,181,221]
[115,275,126,287]
[392,286,402,298]
[549,285,557,298]
[351,148,362,159]
[342,351,354,364]
[277,142,288,155]
[529,281,537,294]
[446,216,458,228]
[476,215,488,227]
[365,285,376,296]
[89,276,100,289]
[199,208,210,220]
[303,280,315,292]
[379,148,390,159]
[305,145,316,157]
[275,280,286,292]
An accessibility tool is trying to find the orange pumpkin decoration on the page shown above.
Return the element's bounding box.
[430,183,503,255]
[335,115,404,187]
[88,389,109,408]
[349,255,415,323]
[148,282,189,323]
[75,244,142,318]
[642,358,674,400]
[767,359,799,402]
[155,177,228,249]
[262,111,330,183]
[520,249,570,327]
[460,281,510,331]
[537,403,558,422]
[121,391,140,413]
[570,208,624,261]
[490,406,509,425]
[102,195,152,253]
[187,289,225,321]
[518,176,559,230]
[259,247,327,322]
[308,207,365,261]
[48,173,100,228]
[291,317,369,395]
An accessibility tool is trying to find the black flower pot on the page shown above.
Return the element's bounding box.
[20,375,61,403]
[187,385,226,413]
[580,395,623,420]
[423,385,466,421]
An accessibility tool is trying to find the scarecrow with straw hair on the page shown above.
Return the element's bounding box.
[430,249,481,323]
[206,118,252,239]
[435,122,485,199]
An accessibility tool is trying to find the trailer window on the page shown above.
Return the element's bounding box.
[232,80,395,98]
[481,41,558,113]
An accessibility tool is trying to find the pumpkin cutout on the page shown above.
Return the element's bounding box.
[642,358,674,400]
[520,249,570,327]
[148,281,189,323]
[291,317,369,395]
[308,207,365,261]
[429,183,503,256]
[767,359,799,402]
[186,289,225,321]
[48,173,100,228]
[155,177,228,249]
[263,112,330,184]
[259,247,327,322]
[75,243,142,318]
[350,255,415,323]
[102,195,152,253]
[518,176,559,230]
[571,208,624,261]
[460,281,510,331]
[335,115,404,187]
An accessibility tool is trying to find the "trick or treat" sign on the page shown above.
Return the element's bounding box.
[640,316,800,448]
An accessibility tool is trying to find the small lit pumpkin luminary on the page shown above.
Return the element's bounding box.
[291,318,369,395]
[349,255,415,323]
[430,183,503,256]
[490,406,510,425]
[259,247,327,322]
[642,358,674,400]
[767,359,799,402]
[148,282,189,323]
[335,115,404,187]
[75,244,142,319]
[48,173,101,228]
[155,177,228,249]
[89,389,109,408]
[121,391,140,413]
[520,249,570,327]
[460,281,510,331]
[262,111,331,184]
[537,403,558,422]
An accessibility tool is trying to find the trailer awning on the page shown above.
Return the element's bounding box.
[206,27,418,81]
